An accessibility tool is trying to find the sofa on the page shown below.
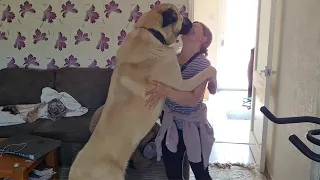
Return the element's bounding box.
[0,67,190,179]
[0,67,113,166]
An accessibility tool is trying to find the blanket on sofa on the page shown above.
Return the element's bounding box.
[0,87,88,127]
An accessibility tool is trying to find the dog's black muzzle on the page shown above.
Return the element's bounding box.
[179,17,192,35]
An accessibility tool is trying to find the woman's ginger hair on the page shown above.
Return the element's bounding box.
[194,21,213,57]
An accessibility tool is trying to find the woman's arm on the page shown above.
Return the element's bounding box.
[145,80,209,108]
[146,60,216,108]
[167,76,217,106]
[166,81,208,107]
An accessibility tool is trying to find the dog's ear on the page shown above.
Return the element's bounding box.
[162,8,178,27]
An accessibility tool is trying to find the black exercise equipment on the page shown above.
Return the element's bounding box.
[260,106,320,163]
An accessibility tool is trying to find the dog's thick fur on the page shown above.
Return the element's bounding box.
[68,4,216,180]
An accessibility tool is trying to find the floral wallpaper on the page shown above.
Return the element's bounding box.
[0,0,189,70]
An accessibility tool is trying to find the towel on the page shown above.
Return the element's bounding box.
[41,87,88,117]
[0,87,88,126]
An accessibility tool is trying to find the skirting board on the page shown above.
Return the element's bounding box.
[264,164,273,180]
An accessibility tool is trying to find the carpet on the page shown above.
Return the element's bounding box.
[226,110,251,120]
[59,162,262,180]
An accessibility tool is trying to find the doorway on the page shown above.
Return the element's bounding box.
[192,0,260,167]
[193,0,277,173]
[217,0,258,90]
[206,0,259,145]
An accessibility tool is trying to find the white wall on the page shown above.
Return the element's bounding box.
[194,0,223,67]
[266,0,320,179]
[193,0,223,99]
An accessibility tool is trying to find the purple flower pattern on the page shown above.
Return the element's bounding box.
[64,55,80,67]
[128,5,142,23]
[54,32,67,51]
[150,0,161,9]
[42,5,56,23]
[23,54,39,68]
[7,58,18,68]
[0,2,188,69]
[74,29,90,45]
[61,1,78,18]
[14,32,26,50]
[1,5,15,23]
[47,59,59,71]
[0,31,7,40]
[180,5,188,18]
[33,29,48,44]
[96,33,109,52]
[104,0,122,18]
[19,1,36,18]
[117,29,126,46]
[88,59,99,68]
[85,5,99,24]
[106,56,116,69]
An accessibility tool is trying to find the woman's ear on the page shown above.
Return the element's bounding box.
[200,36,208,43]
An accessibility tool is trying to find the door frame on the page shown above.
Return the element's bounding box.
[191,0,226,100]
[188,0,195,21]
[250,0,278,173]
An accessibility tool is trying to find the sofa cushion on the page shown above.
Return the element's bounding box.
[0,68,55,106]
[32,111,95,142]
[0,120,43,138]
[55,68,113,110]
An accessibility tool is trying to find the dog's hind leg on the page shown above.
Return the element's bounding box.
[69,162,125,180]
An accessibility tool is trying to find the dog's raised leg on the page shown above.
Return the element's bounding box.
[120,66,216,99]
[119,48,216,99]
[178,66,216,91]
[158,66,216,92]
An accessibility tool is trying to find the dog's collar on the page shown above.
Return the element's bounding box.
[147,28,166,45]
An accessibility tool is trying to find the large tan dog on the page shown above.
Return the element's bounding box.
[69,3,216,180]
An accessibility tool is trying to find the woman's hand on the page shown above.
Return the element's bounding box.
[207,77,217,95]
[207,67,218,95]
[145,81,171,109]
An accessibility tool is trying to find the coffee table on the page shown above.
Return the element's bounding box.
[0,138,58,180]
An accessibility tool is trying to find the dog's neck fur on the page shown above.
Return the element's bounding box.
[134,13,169,45]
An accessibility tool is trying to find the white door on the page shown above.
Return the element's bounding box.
[249,0,277,173]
